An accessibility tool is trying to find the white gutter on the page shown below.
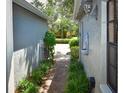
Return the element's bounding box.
[73,0,81,20]
[13,0,48,20]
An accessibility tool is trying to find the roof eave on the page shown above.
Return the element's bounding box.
[13,0,48,21]
[73,0,86,21]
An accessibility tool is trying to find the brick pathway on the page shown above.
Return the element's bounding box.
[39,44,70,93]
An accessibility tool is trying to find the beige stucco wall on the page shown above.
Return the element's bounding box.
[79,0,107,93]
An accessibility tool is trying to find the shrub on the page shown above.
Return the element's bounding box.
[44,31,56,46]
[70,46,79,59]
[31,68,43,85]
[64,60,89,93]
[24,84,38,93]
[16,59,53,93]
[17,79,38,93]
[44,31,56,61]
[55,38,70,44]
[39,61,51,74]
[31,59,53,85]
[69,37,79,47]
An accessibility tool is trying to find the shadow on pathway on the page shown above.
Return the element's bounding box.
[39,44,70,93]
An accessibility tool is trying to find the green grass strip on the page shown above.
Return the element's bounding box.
[64,59,89,93]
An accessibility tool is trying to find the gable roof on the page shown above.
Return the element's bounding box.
[13,0,48,20]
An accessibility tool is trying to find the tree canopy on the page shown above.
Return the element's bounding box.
[31,0,78,38]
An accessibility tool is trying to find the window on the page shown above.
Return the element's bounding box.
[82,32,89,55]
[107,0,118,92]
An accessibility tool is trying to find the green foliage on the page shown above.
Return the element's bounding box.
[56,38,70,44]
[55,0,74,18]
[64,60,89,93]
[63,0,74,17]
[70,46,79,59]
[17,79,38,93]
[39,59,53,73]
[31,0,45,10]
[69,37,79,47]
[24,85,37,93]
[17,59,53,93]
[44,31,56,46]
[53,18,79,38]
[44,31,56,60]
[31,59,53,85]
[31,0,79,38]
[31,68,43,85]
[69,37,79,59]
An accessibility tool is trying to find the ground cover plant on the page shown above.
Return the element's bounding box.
[64,59,89,93]
[16,59,53,93]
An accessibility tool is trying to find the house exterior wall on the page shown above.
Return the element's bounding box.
[7,2,48,93]
[79,0,107,93]
[13,3,47,51]
[13,2,48,87]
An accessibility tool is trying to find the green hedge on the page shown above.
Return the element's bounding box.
[70,46,79,59]
[56,38,70,44]
[44,31,56,61]
[64,59,89,93]
[44,31,56,46]
[69,37,79,47]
